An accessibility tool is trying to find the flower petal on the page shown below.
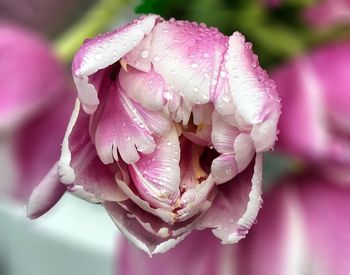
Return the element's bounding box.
[197,154,263,243]
[119,67,167,111]
[27,162,66,219]
[211,111,240,153]
[93,83,157,164]
[128,126,181,209]
[72,15,159,113]
[148,20,228,105]
[104,201,190,256]
[213,32,280,130]
[58,100,125,202]
[211,153,238,184]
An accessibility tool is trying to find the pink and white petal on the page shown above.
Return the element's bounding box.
[118,199,200,239]
[58,100,125,202]
[234,133,255,172]
[168,95,192,125]
[116,177,175,224]
[211,153,238,184]
[123,32,153,72]
[214,32,280,128]
[118,230,226,275]
[149,20,228,105]
[133,100,171,136]
[251,117,279,152]
[128,126,181,209]
[104,201,190,256]
[72,15,160,113]
[93,84,156,164]
[27,162,66,219]
[119,67,167,111]
[211,111,240,153]
[177,175,216,222]
[197,154,263,243]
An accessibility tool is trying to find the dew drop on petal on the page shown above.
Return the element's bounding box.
[141,50,149,58]
[153,55,160,62]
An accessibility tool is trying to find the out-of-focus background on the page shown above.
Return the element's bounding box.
[1,0,350,274]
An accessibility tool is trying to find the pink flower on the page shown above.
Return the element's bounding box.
[119,175,350,275]
[304,0,350,28]
[274,42,350,183]
[0,23,74,200]
[28,15,281,255]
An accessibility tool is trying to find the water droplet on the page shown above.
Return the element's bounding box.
[165,166,172,171]
[95,53,103,60]
[193,87,198,92]
[191,63,198,69]
[222,94,231,103]
[208,144,214,149]
[220,71,227,78]
[163,91,173,100]
[153,55,160,62]
[166,140,172,146]
[211,79,217,85]
[141,50,149,58]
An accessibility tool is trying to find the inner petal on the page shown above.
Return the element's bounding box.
[93,82,156,164]
[128,126,181,209]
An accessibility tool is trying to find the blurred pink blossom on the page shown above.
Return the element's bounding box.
[0,23,74,200]
[274,42,350,183]
[27,15,281,255]
[305,0,350,28]
[118,175,350,275]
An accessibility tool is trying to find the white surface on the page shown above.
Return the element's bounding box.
[0,193,119,275]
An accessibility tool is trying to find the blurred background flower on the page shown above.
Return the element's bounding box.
[0,23,74,200]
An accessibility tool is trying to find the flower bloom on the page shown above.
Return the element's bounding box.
[119,176,350,275]
[274,42,350,183]
[304,0,350,28]
[0,23,74,200]
[28,15,280,255]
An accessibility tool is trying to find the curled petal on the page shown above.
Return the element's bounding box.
[211,153,238,184]
[27,162,66,219]
[58,100,126,202]
[119,67,167,111]
[197,154,263,243]
[148,20,228,105]
[104,201,190,256]
[177,175,215,222]
[93,83,156,164]
[213,32,280,130]
[72,15,159,113]
[211,111,240,153]
[129,126,181,209]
